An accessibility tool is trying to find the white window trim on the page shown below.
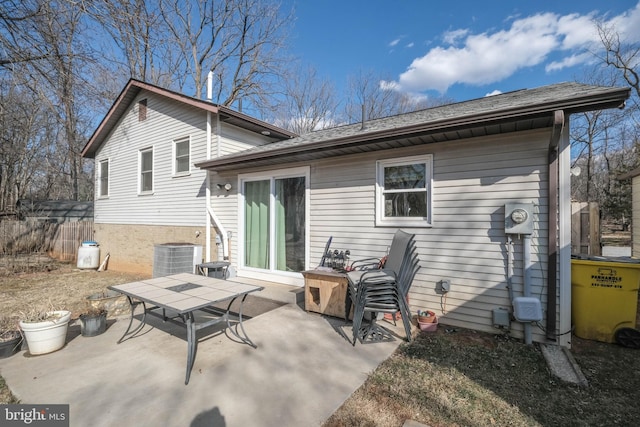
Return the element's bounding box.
[138,147,154,195]
[98,158,109,198]
[376,154,433,227]
[236,166,310,285]
[172,136,191,177]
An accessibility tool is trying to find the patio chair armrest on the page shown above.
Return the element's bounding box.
[349,257,383,270]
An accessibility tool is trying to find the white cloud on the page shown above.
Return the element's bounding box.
[546,52,593,72]
[406,42,414,48]
[442,29,469,45]
[485,90,502,96]
[389,38,401,47]
[556,12,599,49]
[396,12,560,93]
[390,4,640,94]
[380,80,400,91]
[609,2,640,42]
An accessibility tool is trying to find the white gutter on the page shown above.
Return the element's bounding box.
[205,71,230,261]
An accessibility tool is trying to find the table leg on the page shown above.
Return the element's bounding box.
[224,294,257,348]
[117,296,147,344]
[185,311,197,385]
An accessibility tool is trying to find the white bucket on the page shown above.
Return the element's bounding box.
[77,245,100,269]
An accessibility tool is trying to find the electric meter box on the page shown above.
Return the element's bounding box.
[505,202,534,235]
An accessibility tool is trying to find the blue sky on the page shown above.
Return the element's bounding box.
[285,0,640,102]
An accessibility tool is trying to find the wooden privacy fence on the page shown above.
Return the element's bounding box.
[0,220,94,262]
[571,202,600,256]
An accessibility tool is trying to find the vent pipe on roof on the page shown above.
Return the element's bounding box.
[360,104,366,130]
[207,71,213,101]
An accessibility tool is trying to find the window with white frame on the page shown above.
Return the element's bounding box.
[173,137,190,175]
[99,159,109,197]
[376,155,432,226]
[139,147,153,193]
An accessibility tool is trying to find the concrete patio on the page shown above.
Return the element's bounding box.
[0,283,408,427]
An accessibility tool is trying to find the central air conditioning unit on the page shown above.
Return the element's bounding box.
[153,243,203,278]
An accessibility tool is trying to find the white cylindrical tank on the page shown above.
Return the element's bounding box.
[77,241,100,269]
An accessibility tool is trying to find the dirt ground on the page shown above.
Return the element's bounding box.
[0,258,148,322]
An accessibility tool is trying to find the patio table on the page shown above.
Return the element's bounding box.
[108,273,263,384]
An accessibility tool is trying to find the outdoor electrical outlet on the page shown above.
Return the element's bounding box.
[439,279,450,293]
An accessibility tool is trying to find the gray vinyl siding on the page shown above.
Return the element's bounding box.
[93,92,271,226]
[324,132,549,342]
[312,129,550,340]
[219,125,274,156]
[94,92,207,225]
[210,128,552,340]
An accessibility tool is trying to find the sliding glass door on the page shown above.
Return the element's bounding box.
[242,169,307,273]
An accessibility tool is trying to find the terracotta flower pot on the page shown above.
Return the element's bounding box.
[417,310,436,323]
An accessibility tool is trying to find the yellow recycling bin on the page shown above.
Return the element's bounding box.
[571,257,640,343]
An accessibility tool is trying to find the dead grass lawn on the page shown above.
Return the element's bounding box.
[0,260,148,321]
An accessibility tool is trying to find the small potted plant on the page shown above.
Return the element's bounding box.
[19,305,71,355]
[79,307,107,337]
[0,316,23,359]
[416,310,438,332]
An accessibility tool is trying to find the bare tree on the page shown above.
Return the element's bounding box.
[270,65,339,134]
[572,62,638,222]
[578,21,640,222]
[3,1,97,202]
[157,0,292,109]
[343,69,453,123]
[0,78,54,211]
[84,0,176,89]
[596,21,640,103]
[0,0,50,67]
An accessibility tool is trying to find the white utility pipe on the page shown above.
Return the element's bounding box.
[523,234,532,345]
[507,236,515,303]
[206,112,212,262]
[207,206,229,258]
[204,71,229,261]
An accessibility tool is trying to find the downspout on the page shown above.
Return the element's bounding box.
[523,234,533,345]
[547,110,563,342]
[206,73,213,263]
[558,113,572,348]
[205,71,230,261]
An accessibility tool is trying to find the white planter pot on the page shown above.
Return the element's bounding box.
[19,310,71,355]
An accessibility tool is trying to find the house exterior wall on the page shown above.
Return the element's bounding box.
[633,175,640,258]
[93,223,213,275]
[210,128,552,342]
[91,90,270,274]
[219,125,275,156]
[93,91,209,225]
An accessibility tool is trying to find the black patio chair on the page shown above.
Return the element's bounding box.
[345,230,420,345]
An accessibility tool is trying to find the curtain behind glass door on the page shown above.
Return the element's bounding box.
[244,180,270,269]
